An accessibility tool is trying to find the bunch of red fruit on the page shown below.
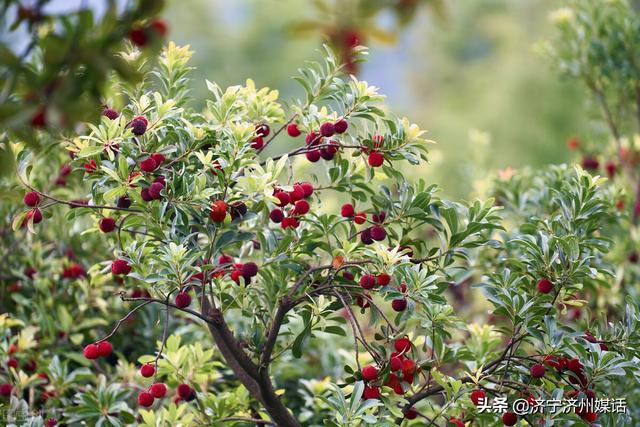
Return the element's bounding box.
[292,119,348,162]
[268,182,314,229]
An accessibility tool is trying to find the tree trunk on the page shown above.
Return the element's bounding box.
[202,298,301,427]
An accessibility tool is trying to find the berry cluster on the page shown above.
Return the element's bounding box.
[82,341,113,360]
[268,182,314,229]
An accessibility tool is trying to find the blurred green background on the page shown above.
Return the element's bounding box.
[164,0,588,199]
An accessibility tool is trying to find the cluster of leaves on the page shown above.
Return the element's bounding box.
[0,0,168,174]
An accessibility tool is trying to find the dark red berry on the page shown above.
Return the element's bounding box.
[392,298,407,311]
[129,28,147,46]
[150,20,168,37]
[255,123,270,137]
[403,407,418,420]
[360,228,373,244]
[151,153,166,166]
[581,156,599,170]
[530,363,546,378]
[320,122,335,137]
[149,181,164,199]
[140,157,157,173]
[306,150,321,162]
[370,225,386,241]
[502,412,517,426]
[537,278,553,294]
[103,107,118,120]
[251,136,264,150]
[274,191,290,207]
[300,182,314,197]
[359,274,376,290]
[241,262,259,278]
[117,196,132,208]
[289,184,305,201]
[31,109,46,128]
[334,119,348,134]
[270,209,284,223]
[141,188,153,202]
[354,212,366,224]
[0,384,12,396]
[177,383,192,399]
[130,116,148,135]
[99,217,116,233]
[376,273,391,286]
[24,191,40,207]
[175,292,192,308]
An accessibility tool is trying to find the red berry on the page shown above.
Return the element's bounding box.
[390,356,403,371]
[140,363,156,378]
[175,292,192,308]
[274,191,290,207]
[300,182,314,197]
[394,337,411,353]
[605,161,616,177]
[567,358,583,373]
[177,383,192,399]
[31,109,46,128]
[293,200,310,215]
[362,385,380,400]
[151,153,166,166]
[359,274,376,290]
[138,391,154,407]
[97,341,112,357]
[7,358,17,369]
[370,225,386,241]
[289,184,305,201]
[376,273,391,286]
[402,358,416,375]
[354,212,366,224]
[368,151,384,167]
[502,412,517,426]
[251,136,264,150]
[28,208,43,224]
[470,389,486,405]
[103,107,118,120]
[210,200,228,222]
[241,262,259,278]
[320,122,335,137]
[117,196,132,208]
[83,344,100,360]
[537,278,553,294]
[270,208,284,223]
[141,188,153,202]
[529,363,545,378]
[84,159,97,173]
[580,411,597,422]
[449,417,465,427]
[150,20,168,37]
[149,181,164,199]
[355,294,370,308]
[149,382,167,398]
[334,119,348,134]
[24,191,40,207]
[45,419,57,427]
[130,116,148,135]
[581,156,599,170]
[111,259,131,275]
[99,217,116,233]
[255,123,270,137]
[287,123,301,137]
[392,298,407,312]
[305,132,319,145]
[341,204,355,218]
[140,157,157,173]
[403,407,418,420]
[361,365,378,381]
[0,383,12,396]
[129,28,147,46]
[306,150,321,162]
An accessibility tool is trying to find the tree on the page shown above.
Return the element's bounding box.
[1,3,640,427]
